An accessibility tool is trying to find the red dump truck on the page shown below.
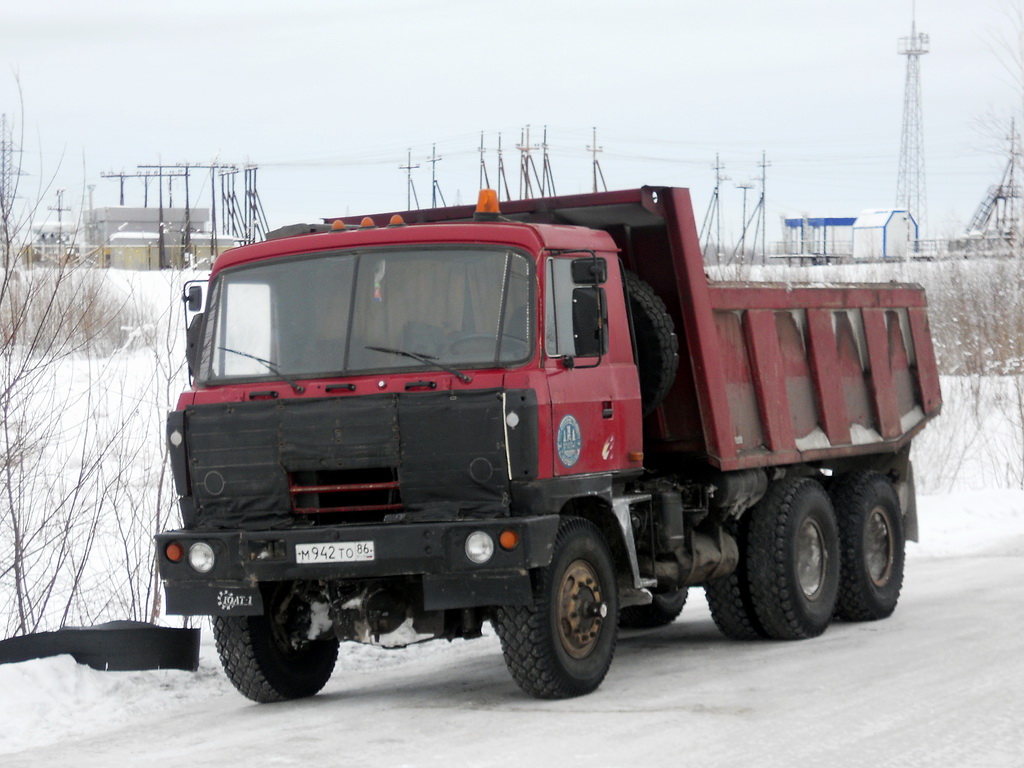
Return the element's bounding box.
[156,186,941,702]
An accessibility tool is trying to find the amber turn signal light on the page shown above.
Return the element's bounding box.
[499,529,520,551]
[165,541,185,563]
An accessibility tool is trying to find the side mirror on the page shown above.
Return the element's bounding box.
[571,257,607,285]
[572,286,607,358]
[185,284,204,313]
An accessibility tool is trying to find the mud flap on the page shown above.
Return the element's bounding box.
[422,570,533,610]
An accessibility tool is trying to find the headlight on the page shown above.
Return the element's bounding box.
[188,542,216,573]
[465,531,495,564]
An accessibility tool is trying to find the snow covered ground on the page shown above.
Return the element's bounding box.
[3,266,1024,765]
[2,490,1022,767]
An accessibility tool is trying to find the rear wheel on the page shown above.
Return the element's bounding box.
[619,589,687,629]
[704,515,768,640]
[493,518,619,699]
[746,478,840,640]
[830,471,906,621]
[214,583,339,703]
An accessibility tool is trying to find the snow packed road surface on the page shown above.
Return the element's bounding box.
[2,490,1023,767]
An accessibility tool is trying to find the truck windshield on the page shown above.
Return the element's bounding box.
[197,246,533,383]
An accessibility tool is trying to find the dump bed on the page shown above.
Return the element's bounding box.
[335,186,942,472]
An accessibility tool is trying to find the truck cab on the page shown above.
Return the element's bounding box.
[158,198,661,700]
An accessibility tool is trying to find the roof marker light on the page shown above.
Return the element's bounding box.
[360,217,375,229]
[475,189,500,216]
[330,219,347,231]
[388,214,406,227]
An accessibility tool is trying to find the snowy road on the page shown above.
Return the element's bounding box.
[3,494,1024,767]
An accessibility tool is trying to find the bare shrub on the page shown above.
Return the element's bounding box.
[0,95,176,635]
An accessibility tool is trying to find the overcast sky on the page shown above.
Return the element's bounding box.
[2,0,1019,245]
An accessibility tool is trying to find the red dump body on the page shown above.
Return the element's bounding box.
[334,185,941,472]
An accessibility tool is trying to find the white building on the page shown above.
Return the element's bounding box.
[852,209,918,260]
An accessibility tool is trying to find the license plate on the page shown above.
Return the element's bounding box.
[295,541,375,564]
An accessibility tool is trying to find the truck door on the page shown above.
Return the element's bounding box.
[544,255,642,477]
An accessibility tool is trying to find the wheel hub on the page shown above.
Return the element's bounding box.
[796,518,827,600]
[556,559,607,659]
[865,506,895,586]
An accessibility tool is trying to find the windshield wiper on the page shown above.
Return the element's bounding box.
[365,345,472,384]
[218,347,306,394]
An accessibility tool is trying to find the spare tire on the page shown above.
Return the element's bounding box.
[623,271,679,416]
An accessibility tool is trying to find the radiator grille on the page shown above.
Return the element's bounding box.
[289,468,402,523]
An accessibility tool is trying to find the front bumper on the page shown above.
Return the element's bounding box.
[156,515,559,616]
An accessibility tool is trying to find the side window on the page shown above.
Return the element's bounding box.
[545,259,576,357]
[545,258,607,359]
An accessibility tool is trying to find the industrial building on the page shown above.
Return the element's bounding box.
[86,207,236,269]
[780,208,918,262]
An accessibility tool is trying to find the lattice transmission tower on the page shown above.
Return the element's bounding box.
[895,5,929,237]
[1,114,18,236]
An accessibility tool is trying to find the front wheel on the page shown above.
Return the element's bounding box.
[214,584,339,703]
[493,518,619,699]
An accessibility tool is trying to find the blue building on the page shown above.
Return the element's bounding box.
[782,216,857,262]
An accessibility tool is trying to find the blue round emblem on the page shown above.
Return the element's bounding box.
[556,415,582,468]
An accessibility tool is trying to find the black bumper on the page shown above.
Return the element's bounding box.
[156,515,559,616]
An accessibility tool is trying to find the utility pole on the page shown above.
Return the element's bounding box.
[587,127,607,194]
[496,133,512,202]
[177,162,233,258]
[47,188,71,261]
[242,165,268,244]
[734,180,755,262]
[210,167,218,259]
[700,154,729,262]
[478,131,491,191]
[182,164,192,259]
[427,143,445,207]
[400,149,420,210]
[896,2,929,242]
[540,126,556,197]
[157,166,166,268]
[517,125,541,199]
[756,151,771,264]
[100,167,130,204]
